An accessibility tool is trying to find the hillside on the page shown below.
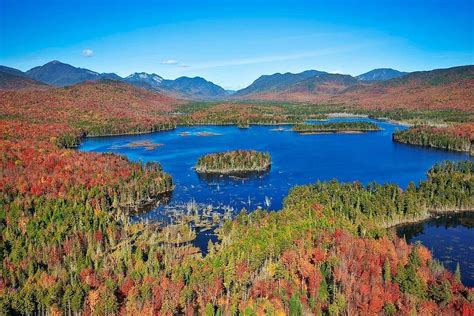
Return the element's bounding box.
[0,71,48,90]
[0,80,181,139]
[339,65,474,111]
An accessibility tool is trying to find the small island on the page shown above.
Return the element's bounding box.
[195,150,271,174]
[110,140,163,150]
[293,121,381,134]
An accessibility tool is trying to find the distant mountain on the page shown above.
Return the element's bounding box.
[124,73,228,99]
[161,76,229,99]
[6,60,229,99]
[5,60,472,109]
[334,65,474,111]
[233,65,474,111]
[25,60,124,87]
[125,72,164,88]
[357,68,408,81]
[235,70,327,96]
[0,70,48,90]
[100,73,123,81]
[285,73,359,94]
[0,65,27,77]
[383,65,473,86]
[26,60,100,86]
[234,70,359,100]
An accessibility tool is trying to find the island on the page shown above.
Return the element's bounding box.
[195,150,271,174]
[293,121,381,134]
[110,140,163,150]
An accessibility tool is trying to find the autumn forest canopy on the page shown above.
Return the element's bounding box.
[0,63,473,315]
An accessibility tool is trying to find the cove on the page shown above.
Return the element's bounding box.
[396,212,474,287]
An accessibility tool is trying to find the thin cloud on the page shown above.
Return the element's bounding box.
[82,49,94,57]
[160,59,179,65]
[188,41,387,71]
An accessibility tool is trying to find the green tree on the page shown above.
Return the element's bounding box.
[454,263,462,282]
[383,258,391,284]
[289,294,302,316]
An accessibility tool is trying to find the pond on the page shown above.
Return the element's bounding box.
[79,118,472,255]
[396,212,474,287]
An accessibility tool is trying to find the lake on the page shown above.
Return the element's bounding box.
[396,212,474,287]
[79,118,473,270]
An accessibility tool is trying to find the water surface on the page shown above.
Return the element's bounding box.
[79,118,472,252]
[396,212,474,287]
[80,118,470,213]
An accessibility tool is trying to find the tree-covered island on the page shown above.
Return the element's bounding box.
[293,121,381,134]
[195,150,271,174]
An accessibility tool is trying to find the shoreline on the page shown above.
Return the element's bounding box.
[74,111,398,145]
[297,129,378,134]
[326,112,369,118]
[392,137,472,154]
[385,207,474,229]
[194,164,271,175]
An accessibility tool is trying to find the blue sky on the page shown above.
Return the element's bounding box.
[1,0,473,89]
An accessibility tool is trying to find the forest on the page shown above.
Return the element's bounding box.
[393,124,473,154]
[293,121,380,133]
[1,158,473,314]
[195,150,271,174]
[285,160,473,232]
[0,81,473,314]
[175,103,329,128]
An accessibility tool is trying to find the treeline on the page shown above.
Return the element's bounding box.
[357,108,474,124]
[293,121,380,133]
[393,125,472,153]
[195,150,271,174]
[284,160,473,231]
[175,103,328,127]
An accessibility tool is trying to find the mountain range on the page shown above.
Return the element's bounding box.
[0,61,472,110]
[1,60,230,99]
[0,60,412,99]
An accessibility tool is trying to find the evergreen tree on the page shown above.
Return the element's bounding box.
[454,262,462,282]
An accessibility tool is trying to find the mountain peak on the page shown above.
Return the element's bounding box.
[125,72,164,87]
[356,68,408,81]
[26,60,100,86]
[235,69,328,96]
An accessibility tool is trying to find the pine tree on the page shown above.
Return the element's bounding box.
[289,294,302,316]
[454,262,462,282]
[383,258,392,284]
